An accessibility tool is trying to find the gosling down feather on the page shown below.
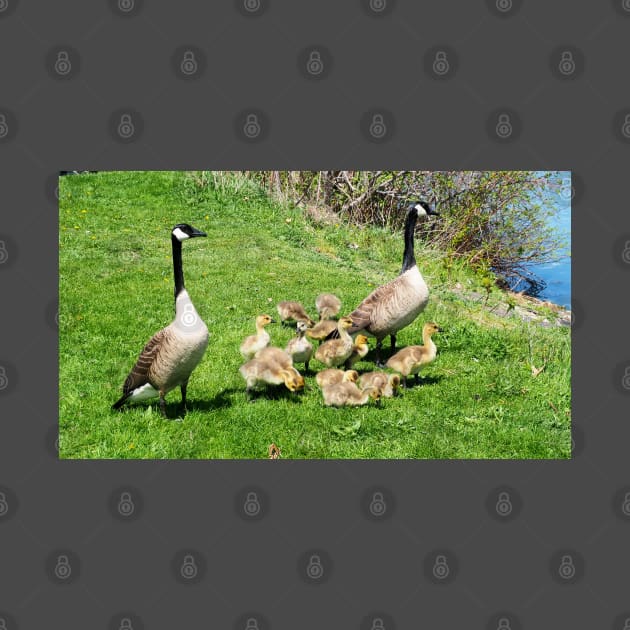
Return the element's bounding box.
[345,334,369,369]
[345,201,438,365]
[240,314,274,360]
[314,316,355,368]
[277,300,316,326]
[285,321,313,371]
[305,319,338,344]
[385,322,441,387]
[112,224,209,417]
[316,368,359,389]
[358,371,401,398]
[315,293,341,321]
[322,382,381,407]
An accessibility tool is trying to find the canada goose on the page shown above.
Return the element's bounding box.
[322,381,381,407]
[239,358,305,400]
[314,316,354,368]
[358,371,401,398]
[277,300,316,326]
[385,322,441,387]
[345,334,369,369]
[346,201,438,365]
[112,224,208,417]
[316,293,341,320]
[240,314,275,360]
[285,321,313,371]
[315,368,359,389]
[305,319,338,344]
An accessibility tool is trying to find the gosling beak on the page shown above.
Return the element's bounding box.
[269,318,277,324]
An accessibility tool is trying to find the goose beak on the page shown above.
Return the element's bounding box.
[428,207,439,216]
[191,228,207,238]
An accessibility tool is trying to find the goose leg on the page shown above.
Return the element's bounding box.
[159,390,167,418]
[414,374,420,385]
[403,375,409,389]
[375,339,385,367]
[390,334,397,354]
[180,379,189,412]
[305,360,310,373]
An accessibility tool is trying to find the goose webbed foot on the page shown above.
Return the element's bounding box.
[415,374,420,385]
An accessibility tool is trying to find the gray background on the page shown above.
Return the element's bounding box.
[0,0,629,628]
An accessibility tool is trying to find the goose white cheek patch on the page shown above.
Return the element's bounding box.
[172,227,190,241]
[415,203,427,216]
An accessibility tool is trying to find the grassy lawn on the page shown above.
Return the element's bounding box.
[59,171,571,459]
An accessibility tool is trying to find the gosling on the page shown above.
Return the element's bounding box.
[322,382,381,407]
[305,319,338,344]
[285,321,313,372]
[315,293,341,321]
[239,358,304,400]
[277,301,315,327]
[385,322,441,387]
[240,314,274,360]
[358,372,401,398]
[316,368,359,389]
[345,334,369,369]
[314,316,354,368]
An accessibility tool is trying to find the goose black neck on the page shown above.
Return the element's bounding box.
[172,235,185,299]
[400,208,418,273]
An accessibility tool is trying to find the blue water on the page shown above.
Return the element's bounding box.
[527,174,571,307]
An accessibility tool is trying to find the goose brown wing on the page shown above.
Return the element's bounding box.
[121,329,167,395]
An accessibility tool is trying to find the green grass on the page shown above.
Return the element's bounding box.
[59,171,571,459]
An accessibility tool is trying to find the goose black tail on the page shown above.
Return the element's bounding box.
[112,394,130,410]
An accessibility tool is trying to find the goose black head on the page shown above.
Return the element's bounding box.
[172,223,207,241]
[412,201,439,217]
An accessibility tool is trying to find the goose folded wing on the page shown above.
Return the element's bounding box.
[122,329,166,394]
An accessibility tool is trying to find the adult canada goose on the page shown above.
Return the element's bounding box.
[239,357,305,400]
[240,314,275,360]
[314,316,354,368]
[285,321,313,372]
[305,319,338,344]
[316,368,359,389]
[277,300,316,327]
[316,293,341,321]
[322,381,381,407]
[345,334,369,369]
[386,322,441,387]
[346,201,438,365]
[358,372,401,398]
[112,224,208,417]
